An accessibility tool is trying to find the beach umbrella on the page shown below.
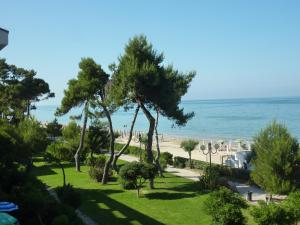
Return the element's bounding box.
[0,212,19,225]
[0,202,18,212]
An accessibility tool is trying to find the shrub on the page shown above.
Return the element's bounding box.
[56,184,82,209]
[119,161,156,197]
[251,201,296,225]
[205,187,247,225]
[161,152,173,165]
[18,118,49,153]
[85,154,106,167]
[87,155,111,182]
[283,191,300,222]
[199,167,219,190]
[173,156,188,168]
[51,214,69,225]
[159,157,168,171]
[89,166,109,182]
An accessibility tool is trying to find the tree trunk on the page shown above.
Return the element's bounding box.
[101,104,115,184]
[112,106,140,171]
[74,101,88,172]
[189,152,192,168]
[59,162,66,187]
[139,102,155,189]
[27,100,31,117]
[154,110,163,177]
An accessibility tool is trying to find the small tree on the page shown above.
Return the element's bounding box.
[119,161,156,197]
[180,139,199,168]
[46,118,62,138]
[86,119,110,158]
[18,118,49,154]
[45,142,71,186]
[251,121,300,194]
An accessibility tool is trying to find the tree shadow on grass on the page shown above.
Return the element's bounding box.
[145,192,196,200]
[31,164,57,176]
[77,188,165,225]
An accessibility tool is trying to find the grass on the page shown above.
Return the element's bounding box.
[32,159,256,225]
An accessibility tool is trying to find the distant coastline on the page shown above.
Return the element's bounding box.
[33,96,300,141]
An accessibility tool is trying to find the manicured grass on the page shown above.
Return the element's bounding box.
[32,160,256,225]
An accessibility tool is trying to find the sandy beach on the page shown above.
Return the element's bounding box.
[116,131,252,165]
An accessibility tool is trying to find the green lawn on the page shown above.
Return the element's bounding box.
[32,160,256,225]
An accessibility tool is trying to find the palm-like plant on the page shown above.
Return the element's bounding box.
[180,139,199,168]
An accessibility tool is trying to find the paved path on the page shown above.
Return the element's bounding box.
[118,154,272,203]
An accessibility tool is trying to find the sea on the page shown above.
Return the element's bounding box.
[32,96,300,141]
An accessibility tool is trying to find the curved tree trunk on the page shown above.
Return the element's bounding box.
[112,106,140,171]
[154,110,164,177]
[58,162,66,187]
[139,102,155,189]
[101,104,115,184]
[74,101,88,172]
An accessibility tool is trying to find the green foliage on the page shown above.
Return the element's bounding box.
[56,58,109,116]
[180,139,199,153]
[0,121,31,191]
[181,139,199,168]
[45,141,72,162]
[283,191,300,222]
[86,120,110,154]
[172,155,250,182]
[46,118,63,137]
[51,215,69,225]
[251,121,300,194]
[87,155,111,182]
[62,120,86,158]
[161,152,173,165]
[199,167,219,190]
[56,184,82,209]
[205,187,247,225]
[251,201,296,225]
[18,118,49,153]
[85,154,106,167]
[119,161,157,196]
[111,35,195,126]
[0,58,54,122]
[174,156,188,168]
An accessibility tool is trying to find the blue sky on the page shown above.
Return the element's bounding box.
[1,0,300,105]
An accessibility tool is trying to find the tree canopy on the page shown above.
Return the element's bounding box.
[111,35,195,126]
[0,58,54,122]
[251,121,300,194]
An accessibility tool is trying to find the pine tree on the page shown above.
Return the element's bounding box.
[251,121,300,194]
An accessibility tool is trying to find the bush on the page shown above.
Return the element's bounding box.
[56,184,82,209]
[119,161,157,197]
[159,157,168,171]
[251,201,296,225]
[18,118,49,153]
[89,166,112,182]
[283,191,300,222]
[85,154,106,167]
[173,156,188,168]
[199,167,219,190]
[51,214,69,225]
[205,187,247,225]
[161,152,173,165]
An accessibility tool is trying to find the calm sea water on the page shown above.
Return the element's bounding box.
[33,97,300,141]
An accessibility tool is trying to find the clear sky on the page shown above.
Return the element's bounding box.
[1,0,300,105]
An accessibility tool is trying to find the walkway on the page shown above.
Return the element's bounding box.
[118,154,269,203]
